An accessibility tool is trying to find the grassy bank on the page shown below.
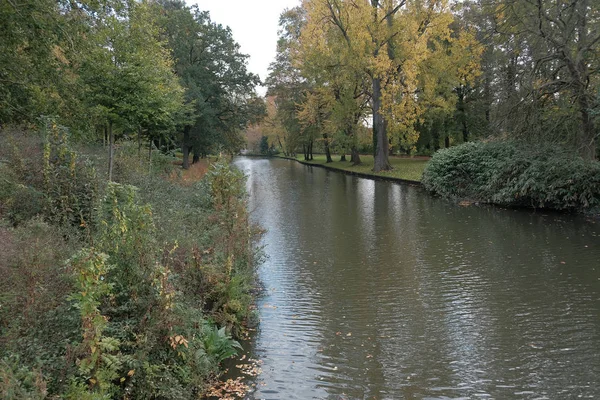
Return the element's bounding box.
[290,154,428,182]
[0,125,260,399]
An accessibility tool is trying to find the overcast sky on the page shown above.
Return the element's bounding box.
[188,0,301,95]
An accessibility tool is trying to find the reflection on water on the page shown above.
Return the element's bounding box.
[234,157,600,399]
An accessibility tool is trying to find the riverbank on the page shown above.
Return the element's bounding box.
[0,126,260,398]
[279,154,428,184]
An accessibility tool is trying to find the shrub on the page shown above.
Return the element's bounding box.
[0,129,260,399]
[422,140,600,212]
[0,356,47,400]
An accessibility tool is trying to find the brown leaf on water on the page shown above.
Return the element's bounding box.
[206,377,250,399]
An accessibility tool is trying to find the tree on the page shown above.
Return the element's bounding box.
[266,7,310,158]
[156,1,261,168]
[259,135,270,155]
[0,0,87,127]
[79,1,185,180]
[300,0,476,171]
[500,0,599,160]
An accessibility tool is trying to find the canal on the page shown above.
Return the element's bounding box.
[233,157,600,399]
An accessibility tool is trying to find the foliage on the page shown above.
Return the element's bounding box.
[259,136,270,155]
[157,0,263,163]
[0,130,260,398]
[294,0,482,170]
[0,356,47,400]
[422,141,600,211]
[41,118,99,229]
[202,325,243,365]
[68,248,121,396]
[0,217,80,396]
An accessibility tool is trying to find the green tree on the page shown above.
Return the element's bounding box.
[500,0,599,160]
[156,1,261,168]
[79,0,184,180]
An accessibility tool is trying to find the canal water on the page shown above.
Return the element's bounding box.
[233,157,600,400]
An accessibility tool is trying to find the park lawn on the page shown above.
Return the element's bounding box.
[294,154,428,182]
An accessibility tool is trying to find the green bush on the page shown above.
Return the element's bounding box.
[422,141,600,212]
[0,171,46,226]
[0,356,47,400]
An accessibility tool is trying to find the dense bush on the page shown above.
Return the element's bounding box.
[422,141,600,212]
[0,127,261,398]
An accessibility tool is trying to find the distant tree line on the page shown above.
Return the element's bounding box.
[0,0,265,175]
[256,0,598,170]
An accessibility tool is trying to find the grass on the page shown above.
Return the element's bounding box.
[291,154,429,182]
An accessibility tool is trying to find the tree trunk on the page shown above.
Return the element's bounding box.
[148,139,152,173]
[577,93,597,160]
[309,141,314,160]
[108,121,114,181]
[372,77,391,172]
[182,126,191,169]
[192,150,200,164]
[457,88,469,143]
[432,124,440,151]
[277,136,286,156]
[340,154,346,162]
[323,134,333,163]
[444,135,450,148]
[350,146,361,165]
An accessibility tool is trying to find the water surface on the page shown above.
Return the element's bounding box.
[234,157,600,399]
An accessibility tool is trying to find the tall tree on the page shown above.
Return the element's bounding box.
[79,0,184,180]
[301,0,472,171]
[156,0,261,168]
[499,0,600,160]
[266,6,309,158]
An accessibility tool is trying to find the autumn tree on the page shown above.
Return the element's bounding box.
[300,0,481,170]
[266,6,310,158]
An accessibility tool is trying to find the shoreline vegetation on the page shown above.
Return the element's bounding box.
[0,126,261,399]
[287,155,427,184]
[244,146,600,217]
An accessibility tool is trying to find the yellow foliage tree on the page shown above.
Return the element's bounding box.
[299,0,482,169]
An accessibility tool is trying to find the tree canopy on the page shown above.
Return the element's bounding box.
[0,0,263,169]
[261,0,598,164]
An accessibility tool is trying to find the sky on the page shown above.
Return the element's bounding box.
[188,0,301,96]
